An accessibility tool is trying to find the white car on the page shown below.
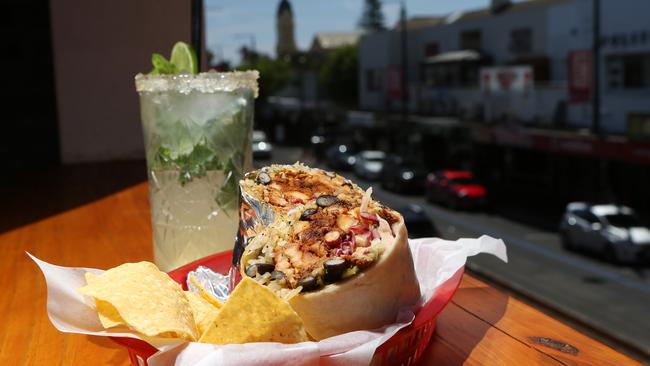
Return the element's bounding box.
[559,202,650,263]
[353,150,386,181]
[252,130,272,160]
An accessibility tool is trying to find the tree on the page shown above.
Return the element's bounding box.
[358,0,386,32]
[237,56,291,106]
[319,45,358,106]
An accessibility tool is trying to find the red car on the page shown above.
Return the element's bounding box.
[426,170,487,209]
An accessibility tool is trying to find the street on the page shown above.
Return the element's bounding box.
[263,146,650,360]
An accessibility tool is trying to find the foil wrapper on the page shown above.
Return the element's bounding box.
[231,174,279,268]
[187,265,231,303]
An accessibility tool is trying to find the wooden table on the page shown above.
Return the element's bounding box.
[0,183,640,365]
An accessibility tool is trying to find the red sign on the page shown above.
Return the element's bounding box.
[568,50,592,103]
[386,65,403,100]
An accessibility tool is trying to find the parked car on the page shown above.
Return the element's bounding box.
[309,127,329,160]
[251,130,272,160]
[399,204,438,238]
[426,170,487,209]
[354,150,386,181]
[381,154,428,194]
[559,202,650,263]
[325,144,357,171]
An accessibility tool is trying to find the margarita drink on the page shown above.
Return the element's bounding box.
[136,71,257,271]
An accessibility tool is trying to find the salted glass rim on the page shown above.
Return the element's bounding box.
[135,70,259,97]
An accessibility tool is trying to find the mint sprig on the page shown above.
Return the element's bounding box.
[153,143,222,185]
[151,143,241,211]
[150,53,177,75]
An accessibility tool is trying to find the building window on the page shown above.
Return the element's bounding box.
[424,42,439,57]
[606,53,650,89]
[509,28,532,54]
[365,69,382,92]
[460,30,481,51]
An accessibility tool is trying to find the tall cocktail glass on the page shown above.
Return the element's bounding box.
[135,71,258,271]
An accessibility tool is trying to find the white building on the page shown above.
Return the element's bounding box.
[358,0,650,136]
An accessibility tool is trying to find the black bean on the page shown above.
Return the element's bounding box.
[271,270,285,281]
[316,195,338,208]
[245,263,275,277]
[298,276,320,292]
[300,208,318,221]
[256,172,271,185]
[324,257,348,282]
[256,263,275,274]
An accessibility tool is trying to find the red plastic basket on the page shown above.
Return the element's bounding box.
[110,250,464,366]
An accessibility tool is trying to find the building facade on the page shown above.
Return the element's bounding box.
[359,0,650,136]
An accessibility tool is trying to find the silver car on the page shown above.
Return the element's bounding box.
[559,202,650,263]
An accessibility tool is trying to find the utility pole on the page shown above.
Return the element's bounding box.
[592,0,600,136]
[400,1,408,127]
[191,0,203,71]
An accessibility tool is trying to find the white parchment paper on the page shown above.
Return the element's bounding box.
[30,235,507,366]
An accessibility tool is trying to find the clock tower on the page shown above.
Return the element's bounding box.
[276,0,297,58]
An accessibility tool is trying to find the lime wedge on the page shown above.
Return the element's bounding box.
[170,42,198,74]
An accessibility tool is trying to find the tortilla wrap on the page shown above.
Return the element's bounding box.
[240,211,420,340]
[287,217,420,340]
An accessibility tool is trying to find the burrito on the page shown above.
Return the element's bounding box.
[240,186,421,340]
[234,163,366,265]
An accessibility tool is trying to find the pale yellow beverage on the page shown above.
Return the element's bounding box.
[136,71,257,271]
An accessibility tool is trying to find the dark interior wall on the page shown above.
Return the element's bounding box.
[3,0,59,169]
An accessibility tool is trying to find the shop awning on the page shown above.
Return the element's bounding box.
[424,50,483,64]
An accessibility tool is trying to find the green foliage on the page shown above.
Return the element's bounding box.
[238,57,291,104]
[152,142,223,185]
[358,0,386,32]
[319,45,359,106]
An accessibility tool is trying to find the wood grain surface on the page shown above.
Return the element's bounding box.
[0,183,641,365]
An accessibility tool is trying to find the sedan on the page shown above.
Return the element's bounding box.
[353,150,386,181]
[381,155,428,194]
[325,144,357,171]
[252,130,272,160]
[559,202,650,263]
[426,170,487,209]
[400,204,438,238]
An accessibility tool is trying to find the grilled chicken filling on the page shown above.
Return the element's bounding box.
[241,164,363,212]
[244,188,400,295]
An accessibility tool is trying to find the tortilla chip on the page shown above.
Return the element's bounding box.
[78,262,198,341]
[185,291,220,337]
[85,273,125,328]
[199,277,308,344]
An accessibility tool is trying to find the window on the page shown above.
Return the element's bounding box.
[606,53,650,89]
[509,28,532,54]
[574,210,600,224]
[425,42,439,57]
[460,30,481,51]
[365,69,382,92]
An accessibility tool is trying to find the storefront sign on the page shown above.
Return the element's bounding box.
[568,50,592,103]
[387,65,403,100]
[480,66,534,92]
[601,29,650,49]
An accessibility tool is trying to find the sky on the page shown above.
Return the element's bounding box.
[205,0,492,64]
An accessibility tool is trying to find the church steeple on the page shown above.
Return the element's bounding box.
[276,0,297,59]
